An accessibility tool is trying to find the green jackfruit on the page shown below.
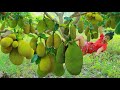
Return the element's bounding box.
[77,20,84,33]
[23,23,30,34]
[70,24,76,40]
[53,61,65,76]
[8,33,16,40]
[1,37,13,48]
[12,41,18,48]
[95,14,103,22]
[39,55,51,73]
[44,18,55,31]
[87,32,91,41]
[9,19,17,28]
[37,20,46,33]
[9,48,24,65]
[0,21,5,31]
[1,46,12,54]
[18,40,34,59]
[54,33,62,49]
[18,18,24,28]
[56,42,65,64]
[105,18,111,28]
[65,42,83,75]
[37,67,48,78]
[115,21,120,34]
[46,35,54,48]
[110,18,116,29]
[85,26,90,36]
[36,42,46,57]
[30,25,36,33]
[30,37,37,51]
[49,54,55,72]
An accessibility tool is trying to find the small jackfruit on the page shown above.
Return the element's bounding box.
[46,35,54,48]
[85,26,90,36]
[36,42,46,57]
[37,67,48,78]
[110,18,116,29]
[70,24,76,40]
[49,54,55,72]
[95,14,103,22]
[9,19,17,28]
[18,18,24,28]
[9,48,24,65]
[37,20,46,33]
[12,41,18,48]
[65,42,83,75]
[39,55,51,73]
[87,32,91,41]
[23,23,30,34]
[8,33,16,40]
[1,46,12,54]
[30,37,37,51]
[77,20,84,33]
[30,25,36,33]
[54,33,62,49]
[1,37,13,48]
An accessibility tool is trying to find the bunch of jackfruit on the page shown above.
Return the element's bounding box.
[86,12,103,25]
[0,33,35,65]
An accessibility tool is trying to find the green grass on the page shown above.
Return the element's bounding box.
[0,34,120,78]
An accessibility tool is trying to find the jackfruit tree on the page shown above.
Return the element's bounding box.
[0,12,120,77]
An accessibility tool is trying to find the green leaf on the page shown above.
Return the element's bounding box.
[31,54,39,63]
[39,33,48,40]
[35,57,41,64]
[64,17,72,21]
[54,23,59,32]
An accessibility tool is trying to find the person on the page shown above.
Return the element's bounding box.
[75,26,114,56]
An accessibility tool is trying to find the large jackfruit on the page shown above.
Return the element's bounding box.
[23,23,30,34]
[9,19,17,28]
[18,40,34,59]
[115,21,120,34]
[12,41,18,48]
[46,35,54,48]
[0,21,5,31]
[37,20,46,33]
[56,42,65,64]
[54,34,62,49]
[36,42,46,57]
[9,48,24,65]
[1,46,12,54]
[39,55,51,73]
[8,33,16,40]
[30,37,37,51]
[30,24,36,33]
[53,61,65,76]
[37,66,48,78]
[77,20,84,33]
[70,24,76,40]
[1,37,13,48]
[44,18,55,31]
[49,54,55,72]
[65,42,83,75]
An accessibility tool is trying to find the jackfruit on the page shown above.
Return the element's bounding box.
[93,32,98,39]
[49,54,55,72]
[39,55,51,73]
[46,35,54,48]
[23,23,30,34]
[1,46,12,54]
[56,42,65,64]
[44,18,55,31]
[26,49,34,59]
[1,37,13,48]
[9,19,17,28]
[36,42,46,57]
[30,37,37,51]
[8,33,16,40]
[65,42,83,75]
[9,48,24,65]
[86,12,92,17]
[53,61,65,76]
[95,14,103,22]
[18,40,34,58]
[115,21,120,34]
[18,18,24,28]
[0,21,5,31]
[77,20,84,33]
[105,18,111,28]
[12,41,18,48]
[37,20,46,33]
[54,33,62,49]
[87,32,91,41]
[37,67,48,78]
[110,18,116,29]
[30,25,36,33]
[70,24,76,40]
[85,26,90,36]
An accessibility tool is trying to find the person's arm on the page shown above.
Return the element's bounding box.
[95,47,104,56]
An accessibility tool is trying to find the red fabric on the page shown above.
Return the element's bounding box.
[81,34,107,55]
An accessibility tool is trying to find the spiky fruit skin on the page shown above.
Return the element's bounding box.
[65,42,83,75]
[23,24,30,34]
[39,55,51,73]
[1,46,12,54]
[56,42,65,64]
[18,40,34,59]
[36,42,46,57]
[12,41,18,48]
[70,24,76,40]
[1,37,13,48]
[8,34,16,40]
[9,19,17,28]
[30,37,37,51]
[53,61,65,76]
[46,35,54,48]
[54,34,62,49]
[9,48,24,65]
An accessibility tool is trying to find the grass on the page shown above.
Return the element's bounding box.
[0,34,120,78]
